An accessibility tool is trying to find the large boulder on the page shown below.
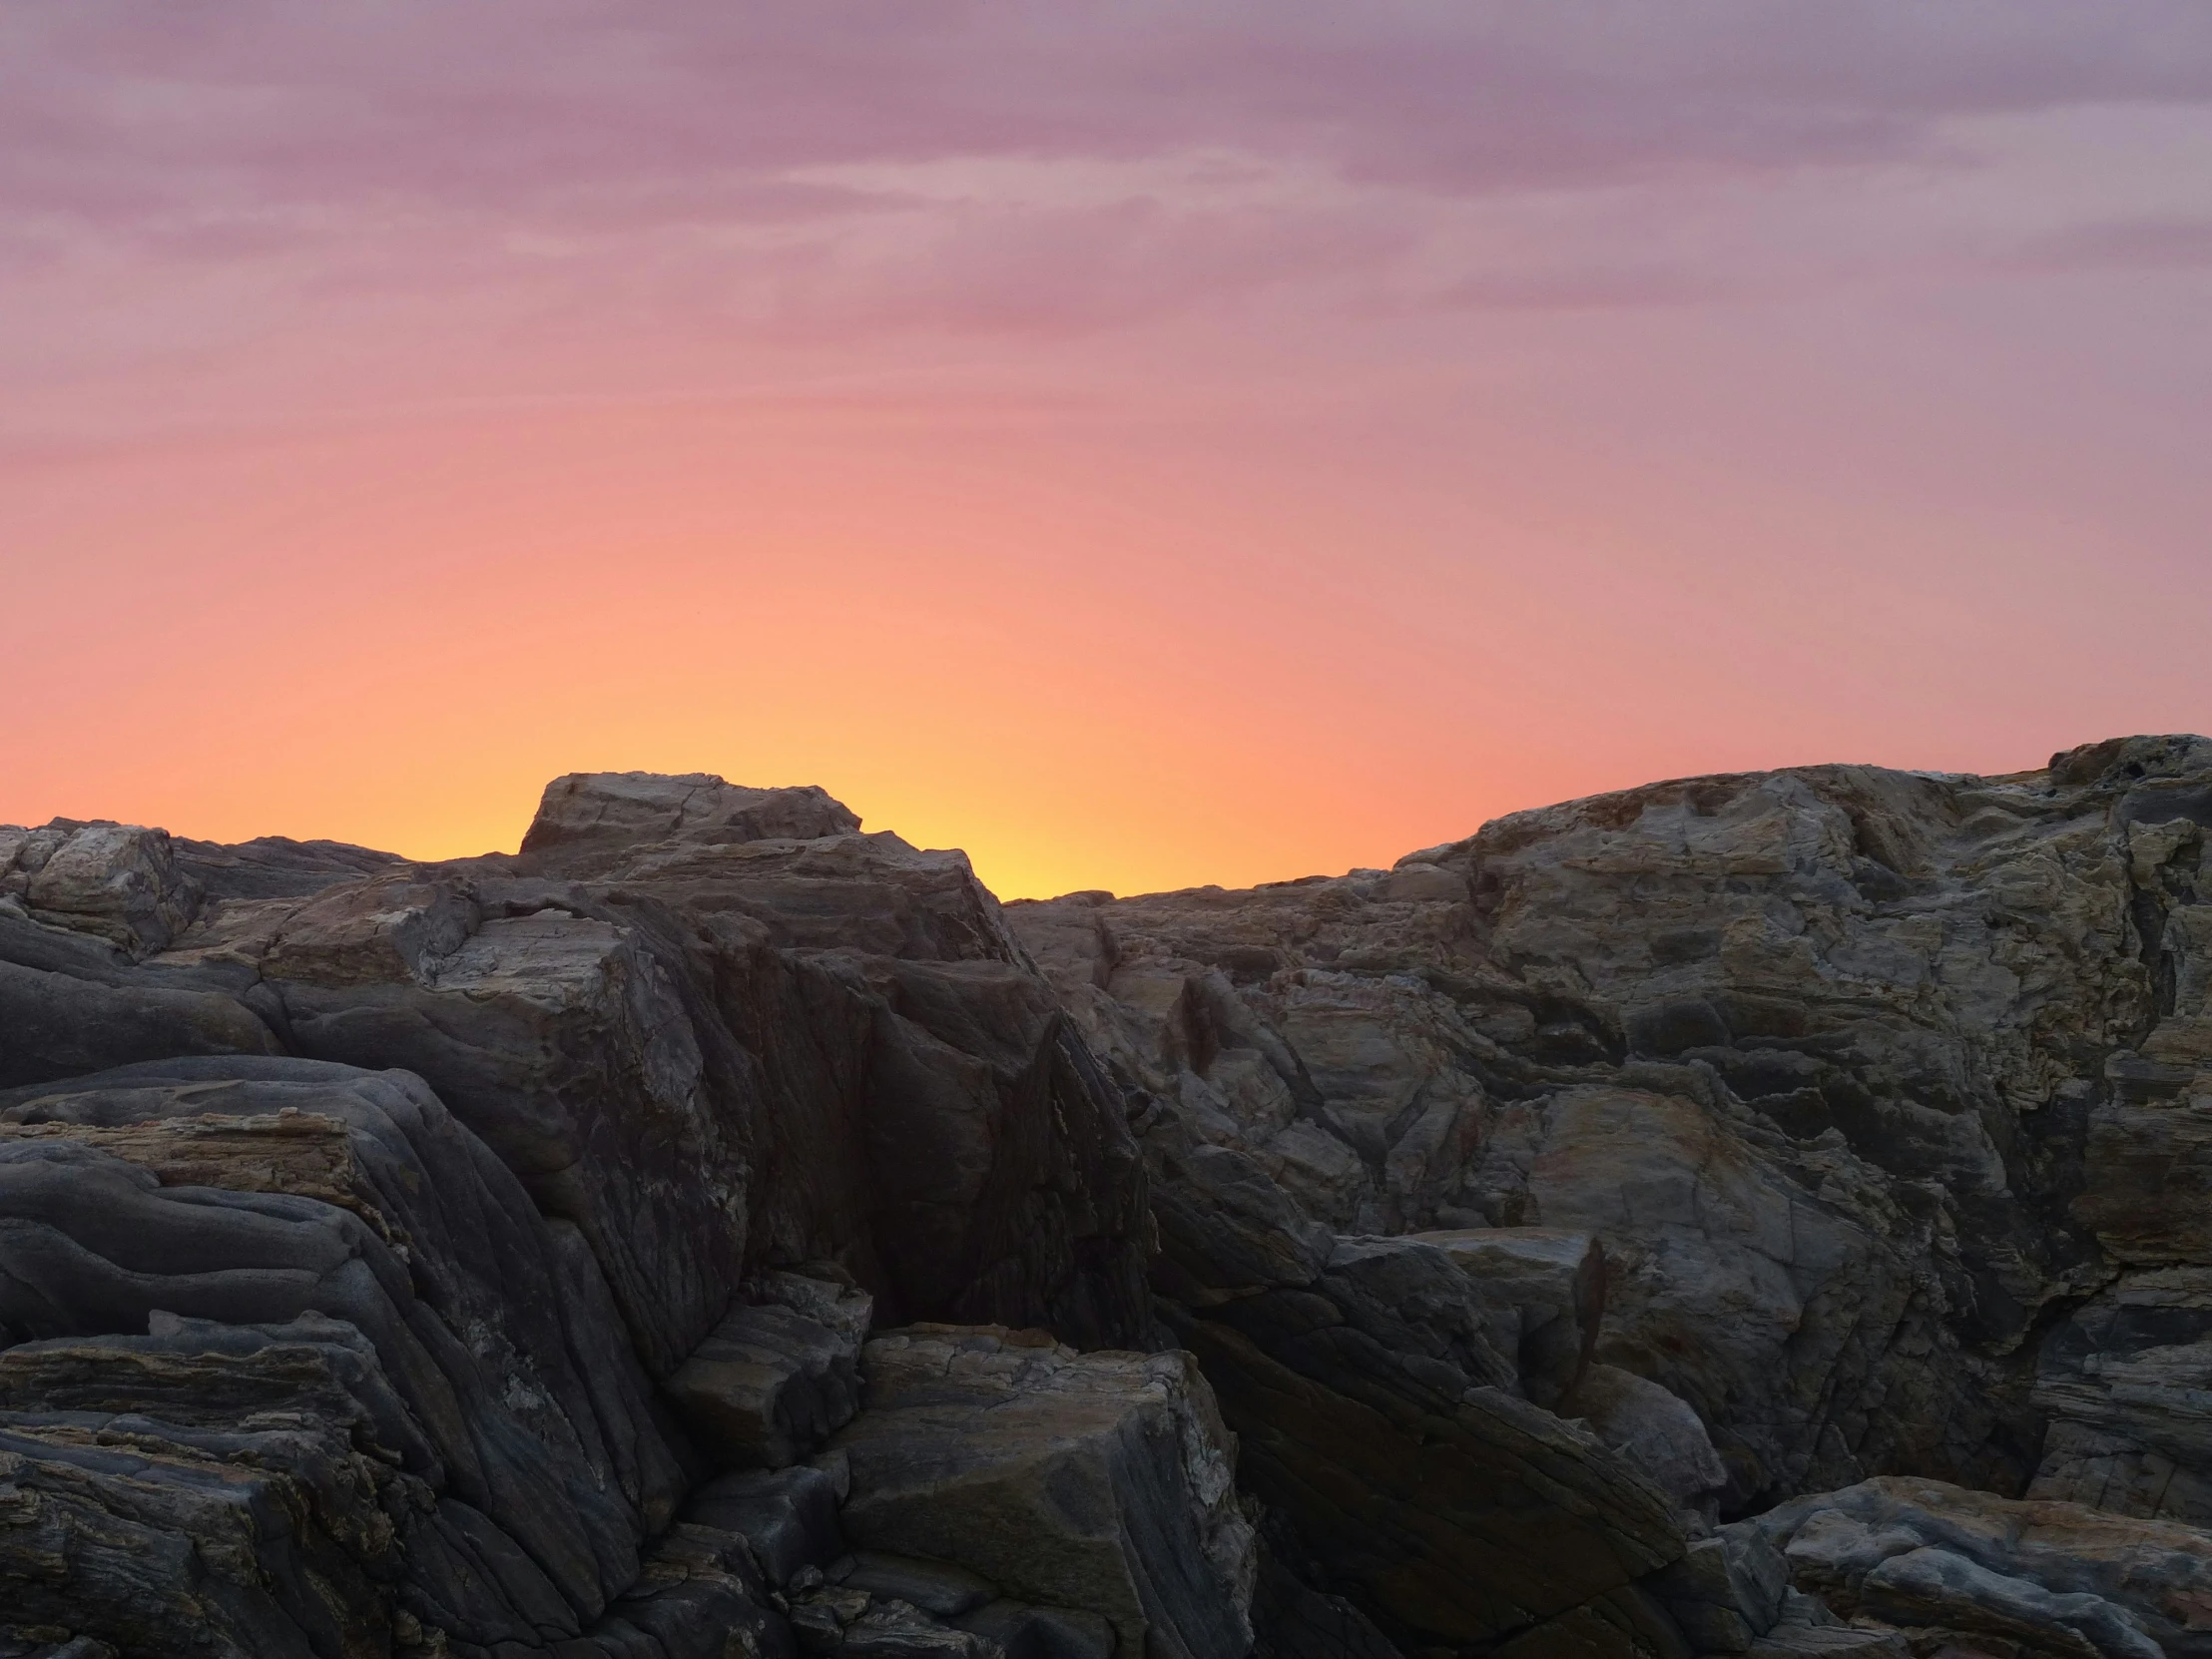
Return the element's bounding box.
[830,1326,1257,1659]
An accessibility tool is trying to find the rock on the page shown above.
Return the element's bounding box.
[838,1553,995,1618]
[669,1272,872,1468]
[1245,1534,1407,1659]
[520,772,860,864]
[1166,1286,1692,1655]
[168,833,404,901]
[3,821,201,957]
[0,914,282,1087]
[830,1326,1257,1659]
[27,744,2212,1657]
[1317,1234,1521,1392]
[1648,1529,1789,1654]
[0,772,1172,1653]
[1567,1365,1730,1524]
[0,772,1156,1382]
[1750,1476,2210,1659]
[1409,1227,1604,1405]
[686,1463,847,1585]
[815,1599,1001,1658]
[2027,1266,2212,1524]
[955,1601,1117,1659]
[0,1054,703,1654]
[1858,1546,2160,1659]
[1744,1592,1908,1659]
[1003,735,2212,1545]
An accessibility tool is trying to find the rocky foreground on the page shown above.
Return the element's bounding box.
[4,738,2212,1659]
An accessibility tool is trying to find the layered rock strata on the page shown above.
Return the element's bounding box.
[13,739,2212,1659]
[0,776,1167,1658]
[1006,735,2212,1653]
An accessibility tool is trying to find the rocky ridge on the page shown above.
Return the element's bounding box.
[4,739,2212,1659]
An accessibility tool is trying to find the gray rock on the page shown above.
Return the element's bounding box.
[956,1601,1117,1659]
[1649,1526,1790,1653]
[830,1326,1256,1659]
[1751,1476,2212,1659]
[0,770,1174,1652]
[1859,1546,2160,1659]
[1744,1593,1908,1659]
[1002,734,2212,1574]
[29,743,2212,1659]
[838,1553,996,1618]
[669,1273,871,1469]
[685,1462,846,1585]
[1411,1226,1604,1406]
[3,821,202,957]
[0,1055,702,1655]
[822,1600,1002,1658]
[520,772,860,864]
[1567,1364,1730,1524]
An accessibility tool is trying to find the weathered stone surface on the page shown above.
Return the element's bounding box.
[686,1461,847,1584]
[954,1599,1116,1659]
[839,1551,996,1617]
[26,744,2212,1657]
[830,1326,1256,1659]
[0,1055,707,1656]
[1749,1476,2209,1659]
[1410,1227,1603,1406]
[670,1271,872,1468]
[6,773,1153,1375]
[1568,1364,1730,1525]
[996,735,2212,1649]
[1165,1286,1690,1655]
[521,772,861,865]
[0,908,283,1087]
[1647,1529,1789,1655]
[2,822,202,958]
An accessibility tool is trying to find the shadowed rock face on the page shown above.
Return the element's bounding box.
[14,744,2212,1659]
[1008,735,2212,1652]
[0,1056,710,1656]
[4,772,1152,1372]
[0,773,1160,1659]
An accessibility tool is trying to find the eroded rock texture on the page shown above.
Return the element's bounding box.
[1007,734,2212,1654]
[0,776,1163,1657]
[15,739,2212,1659]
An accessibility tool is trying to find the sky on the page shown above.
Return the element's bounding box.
[5,4,2211,899]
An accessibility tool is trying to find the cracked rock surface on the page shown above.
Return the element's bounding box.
[1008,735,2212,1654]
[14,742,2212,1658]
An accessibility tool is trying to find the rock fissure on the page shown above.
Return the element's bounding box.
[15,747,2212,1657]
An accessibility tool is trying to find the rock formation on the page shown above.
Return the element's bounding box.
[7,738,2212,1658]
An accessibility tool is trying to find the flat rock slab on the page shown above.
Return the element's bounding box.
[830,1327,1256,1659]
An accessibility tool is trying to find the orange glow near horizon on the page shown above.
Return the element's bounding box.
[7,9,2211,899]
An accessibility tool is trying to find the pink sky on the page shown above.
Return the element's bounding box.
[6,3,2211,897]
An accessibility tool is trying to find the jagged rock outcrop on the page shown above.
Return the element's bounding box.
[0,1055,711,1655]
[17,739,2212,1659]
[0,775,1164,1658]
[1007,735,2212,1652]
[4,773,1152,1371]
